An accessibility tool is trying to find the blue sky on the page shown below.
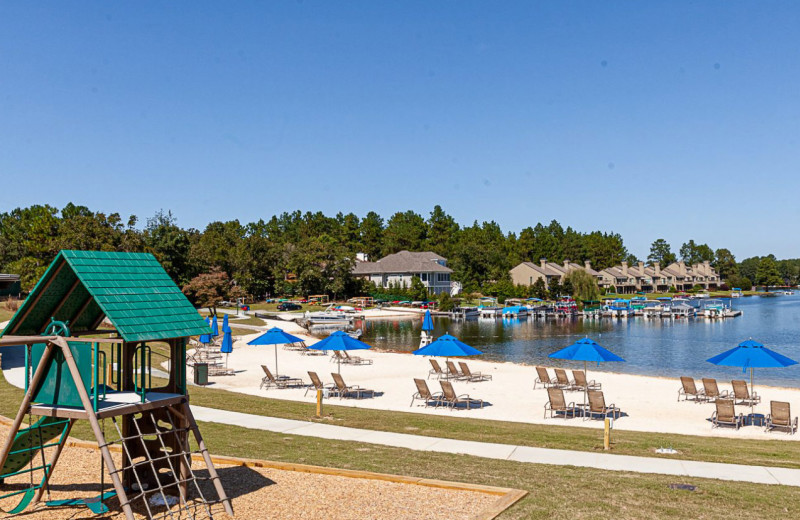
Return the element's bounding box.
[2,2,799,260]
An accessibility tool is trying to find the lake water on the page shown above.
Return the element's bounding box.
[358,295,800,388]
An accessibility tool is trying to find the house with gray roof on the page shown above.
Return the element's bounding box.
[352,250,453,295]
[510,259,602,287]
[0,273,21,297]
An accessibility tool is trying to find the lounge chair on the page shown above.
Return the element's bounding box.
[446,360,465,380]
[765,401,798,434]
[572,370,601,392]
[678,376,707,403]
[331,373,375,399]
[439,381,483,410]
[459,362,492,382]
[554,368,576,391]
[305,371,338,397]
[533,366,558,389]
[701,378,730,402]
[544,387,577,419]
[410,378,443,407]
[343,350,373,365]
[428,359,451,380]
[260,365,304,390]
[302,344,326,356]
[711,399,742,430]
[731,380,760,406]
[584,390,621,420]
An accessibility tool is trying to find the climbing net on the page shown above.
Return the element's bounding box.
[102,405,228,520]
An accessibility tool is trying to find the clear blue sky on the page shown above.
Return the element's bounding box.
[2,2,799,260]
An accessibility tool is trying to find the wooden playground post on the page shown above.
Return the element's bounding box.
[183,402,234,516]
[31,419,75,505]
[316,389,323,417]
[55,337,135,520]
[604,418,611,450]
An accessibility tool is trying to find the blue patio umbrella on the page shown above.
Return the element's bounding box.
[210,316,219,337]
[222,314,231,333]
[306,330,373,373]
[707,339,798,414]
[220,329,233,367]
[422,310,434,332]
[198,317,212,344]
[549,337,625,406]
[413,334,483,358]
[247,327,306,376]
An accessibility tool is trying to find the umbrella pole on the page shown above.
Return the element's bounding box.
[275,346,279,377]
[750,367,754,417]
[584,360,588,416]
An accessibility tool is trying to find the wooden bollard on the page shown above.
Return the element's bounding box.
[316,389,323,418]
[604,418,611,450]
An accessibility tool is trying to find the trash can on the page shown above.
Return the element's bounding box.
[194,363,209,386]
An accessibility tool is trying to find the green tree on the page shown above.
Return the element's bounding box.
[437,291,455,312]
[409,276,428,301]
[531,278,547,300]
[547,277,562,300]
[680,240,715,265]
[359,212,384,260]
[647,239,676,266]
[756,255,783,287]
[564,269,599,302]
[382,210,427,255]
[144,210,192,284]
[738,256,760,283]
[713,248,738,280]
[425,205,459,258]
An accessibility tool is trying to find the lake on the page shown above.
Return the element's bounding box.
[358,295,800,388]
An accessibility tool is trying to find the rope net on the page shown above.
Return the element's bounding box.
[101,405,227,520]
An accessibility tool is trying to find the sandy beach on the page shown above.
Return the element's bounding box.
[196,319,800,442]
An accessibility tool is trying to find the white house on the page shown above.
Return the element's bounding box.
[352,250,453,295]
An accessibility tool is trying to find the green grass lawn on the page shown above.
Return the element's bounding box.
[1,368,798,519]
[0,307,16,324]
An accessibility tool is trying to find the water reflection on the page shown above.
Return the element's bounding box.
[360,296,800,387]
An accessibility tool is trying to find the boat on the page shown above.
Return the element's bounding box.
[555,297,578,317]
[450,306,479,319]
[607,299,634,318]
[302,305,355,328]
[501,305,528,318]
[731,288,742,298]
[702,299,726,318]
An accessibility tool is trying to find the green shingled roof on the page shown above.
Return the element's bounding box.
[0,250,211,343]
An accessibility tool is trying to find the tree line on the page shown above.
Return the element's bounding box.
[0,203,797,303]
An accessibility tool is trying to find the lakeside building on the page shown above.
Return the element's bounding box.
[510,259,602,287]
[352,250,454,295]
[0,273,21,297]
[510,259,720,294]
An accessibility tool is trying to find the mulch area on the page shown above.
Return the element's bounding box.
[0,423,496,519]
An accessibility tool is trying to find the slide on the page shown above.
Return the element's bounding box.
[1,416,70,477]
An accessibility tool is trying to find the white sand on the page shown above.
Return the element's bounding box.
[207,323,800,442]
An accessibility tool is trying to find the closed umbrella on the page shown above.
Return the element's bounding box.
[210,316,219,338]
[422,310,434,332]
[549,337,625,410]
[222,314,231,333]
[198,317,212,345]
[707,339,798,416]
[306,330,372,373]
[220,329,233,367]
[247,327,305,376]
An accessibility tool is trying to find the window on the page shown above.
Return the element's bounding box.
[420,273,428,282]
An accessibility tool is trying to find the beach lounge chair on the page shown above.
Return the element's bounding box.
[410,378,443,407]
[534,366,558,389]
[331,373,375,399]
[305,371,338,397]
[701,378,730,402]
[544,387,577,419]
[459,362,492,382]
[301,344,326,356]
[765,401,798,434]
[572,370,601,392]
[428,359,450,380]
[584,390,621,421]
[439,381,483,410]
[711,399,743,430]
[554,368,576,391]
[678,376,707,403]
[446,360,465,380]
[343,350,373,365]
[260,365,304,390]
[731,380,761,406]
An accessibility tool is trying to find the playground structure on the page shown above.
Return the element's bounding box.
[0,250,233,519]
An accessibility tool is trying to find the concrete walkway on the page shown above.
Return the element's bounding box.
[192,405,800,487]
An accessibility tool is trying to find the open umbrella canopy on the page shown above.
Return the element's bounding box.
[222,314,231,333]
[210,316,219,337]
[248,327,306,375]
[220,330,233,354]
[421,310,434,332]
[707,339,798,370]
[198,317,212,344]
[247,327,305,346]
[548,337,625,364]
[306,330,372,351]
[413,334,482,357]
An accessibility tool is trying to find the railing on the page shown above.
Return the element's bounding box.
[133,344,152,403]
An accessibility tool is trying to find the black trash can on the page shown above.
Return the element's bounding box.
[194,363,209,386]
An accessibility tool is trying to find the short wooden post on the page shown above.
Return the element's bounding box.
[604,418,611,450]
[316,389,323,417]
